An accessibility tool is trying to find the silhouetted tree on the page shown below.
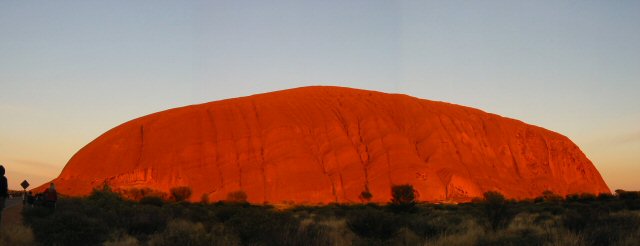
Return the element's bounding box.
[347,207,399,241]
[596,192,615,201]
[542,190,563,202]
[140,196,164,206]
[226,190,248,203]
[390,184,416,212]
[359,190,372,203]
[170,186,192,202]
[616,189,640,200]
[200,193,210,204]
[483,191,513,231]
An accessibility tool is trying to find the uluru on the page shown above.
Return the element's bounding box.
[42,86,610,204]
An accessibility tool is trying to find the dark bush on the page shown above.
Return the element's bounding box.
[541,190,563,202]
[200,193,210,204]
[563,209,589,232]
[597,192,615,201]
[170,186,192,202]
[405,213,445,239]
[140,195,164,206]
[581,211,640,246]
[119,187,167,201]
[359,190,373,202]
[579,193,597,202]
[88,185,124,205]
[224,207,305,245]
[615,190,640,210]
[615,189,639,200]
[482,191,514,231]
[128,206,167,236]
[390,184,417,212]
[147,220,240,246]
[562,204,607,232]
[226,190,248,203]
[28,210,109,246]
[477,228,546,246]
[215,205,244,222]
[347,206,399,241]
[565,193,580,202]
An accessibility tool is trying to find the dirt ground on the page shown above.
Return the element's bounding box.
[1,198,24,227]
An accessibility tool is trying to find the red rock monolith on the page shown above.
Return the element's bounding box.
[40,86,610,203]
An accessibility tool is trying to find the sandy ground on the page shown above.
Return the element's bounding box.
[1,197,24,227]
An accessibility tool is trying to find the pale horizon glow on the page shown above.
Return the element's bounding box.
[1,1,638,192]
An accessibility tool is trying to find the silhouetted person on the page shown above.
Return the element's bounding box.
[27,191,34,207]
[45,183,57,209]
[0,165,8,225]
[35,192,44,206]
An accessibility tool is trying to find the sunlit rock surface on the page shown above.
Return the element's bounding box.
[44,86,610,203]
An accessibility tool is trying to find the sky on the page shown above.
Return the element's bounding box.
[1,1,638,191]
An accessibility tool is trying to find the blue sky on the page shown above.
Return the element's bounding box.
[1,1,638,190]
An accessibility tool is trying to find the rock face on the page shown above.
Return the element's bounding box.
[45,86,610,203]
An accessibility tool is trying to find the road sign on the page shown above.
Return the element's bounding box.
[21,180,29,189]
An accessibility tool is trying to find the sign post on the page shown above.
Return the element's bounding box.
[21,180,29,206]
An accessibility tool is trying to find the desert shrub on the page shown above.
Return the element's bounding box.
[88,185,125,205]
[578,193,597,202]
[404,213,440,239]
[28,210,110,246]
[226,190,248,203]
[563,203,607,228]
[214,204,254,222]
[103,232,140,246]
[616,190,640,210]
[477,228,546,246]
[200,193,210,204]
[541,190,563,202]
[482,191,515,231]
[562,209,590,233]
[119,187,166,201]
[139,196,164,206]
[22,202,56,219]
[148,220,239,246]
[389,227,422,246]
[424,219,485,246]
[615,190,640,200]
[359,190,372,202]
[597,192,615,201]
[565,193,580,202]
[566,193,598,203]
[531,212,555,226]
[582,211,640,246]
[523,200,565,216]
[86,190,136,229]
[346,206,399,241]
[170,203,218,225]
[390,184,417,212]
[606,200,628,212]
[287,220,335,246]
[23,195,123,245]
[0,223,35,246]
[170,186,192,202]
[126,187,147,200]
[127,205,167,237]
[224,207,307,245]
[533,196,545,203]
